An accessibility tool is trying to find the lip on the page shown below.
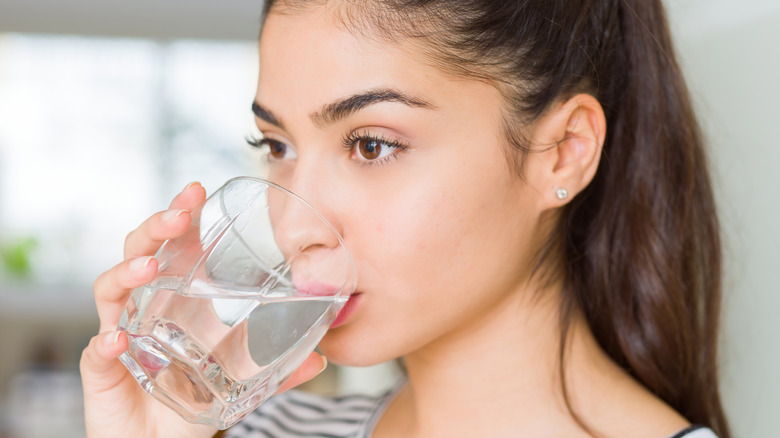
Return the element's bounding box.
[330,292,362,328]
[292,280,340,297]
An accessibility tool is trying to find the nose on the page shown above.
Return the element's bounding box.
[267,181,355,296]
[267,182,341,261]
[264,150,355,296]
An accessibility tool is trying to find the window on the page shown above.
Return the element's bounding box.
[0,34,262,287]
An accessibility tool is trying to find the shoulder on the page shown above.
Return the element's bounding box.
[225,390,382,438]
[668,425,719,438]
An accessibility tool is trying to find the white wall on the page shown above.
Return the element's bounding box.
[665,1,780,436]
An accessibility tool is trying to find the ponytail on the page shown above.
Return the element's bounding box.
[558,1,729,435]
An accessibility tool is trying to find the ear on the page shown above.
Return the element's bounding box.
[528,94,606,210]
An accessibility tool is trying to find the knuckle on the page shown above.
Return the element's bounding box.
[93,261,128,299]
[93,271,109,294]
[124,228,138,251]
[94,262,122,290]
[79,337,97,370]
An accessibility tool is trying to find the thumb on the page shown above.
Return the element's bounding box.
[276,353,328,394]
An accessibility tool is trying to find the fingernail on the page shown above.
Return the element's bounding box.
[129,256,153,272]
[317,355,328,375]
[162,209,187,222]
[103,331,121,347]
[183,181,200,192]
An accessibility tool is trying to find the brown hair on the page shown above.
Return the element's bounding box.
[261,1,729,436]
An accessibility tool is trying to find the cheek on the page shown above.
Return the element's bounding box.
[350,178,491,309]
[319,188,470,362]
[359,174,540,303]
[368,189,462,262]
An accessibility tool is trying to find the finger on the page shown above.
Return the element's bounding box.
[123,209,191,260]
[79,330,130,393]
[123,182,206,260]
[93,256,158,333]
[276,353,328,393]
[169,181,207,210]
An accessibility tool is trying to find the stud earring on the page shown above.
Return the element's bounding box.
[555,188,569,200]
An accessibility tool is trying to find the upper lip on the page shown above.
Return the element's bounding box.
[291,280,340,297]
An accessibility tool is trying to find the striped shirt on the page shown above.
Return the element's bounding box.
[226,387,718,438]
[226,389,395,438]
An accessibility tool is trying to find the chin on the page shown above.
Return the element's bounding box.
[317,327,398,367]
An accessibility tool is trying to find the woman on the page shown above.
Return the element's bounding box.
[80,1,730,437]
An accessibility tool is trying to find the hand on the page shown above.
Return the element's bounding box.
[80,182,329,438]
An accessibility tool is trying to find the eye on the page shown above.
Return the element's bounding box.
[356,138,393,161]
[267,139,294,160]
[246,135,297,160]
[342,132,409,165]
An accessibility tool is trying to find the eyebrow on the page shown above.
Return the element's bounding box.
[251,87,434,130]
[311,88,433,127]
[251,101,285,130]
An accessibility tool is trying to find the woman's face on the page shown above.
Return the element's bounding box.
[255,5,552,365]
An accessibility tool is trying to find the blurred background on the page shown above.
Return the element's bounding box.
[0,0,776,437]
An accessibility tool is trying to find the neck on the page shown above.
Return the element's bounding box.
[376,279,623,437]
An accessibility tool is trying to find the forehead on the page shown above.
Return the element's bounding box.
[257,6,443,111]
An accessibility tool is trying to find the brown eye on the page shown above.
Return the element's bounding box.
[357,138,381,160]
[268,140,289,159]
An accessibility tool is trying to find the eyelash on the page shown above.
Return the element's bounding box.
[245,135,271,148]
[341,131,409,168]
[245,131,410,168]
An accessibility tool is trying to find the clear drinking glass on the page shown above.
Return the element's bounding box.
[116,177,356,429]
